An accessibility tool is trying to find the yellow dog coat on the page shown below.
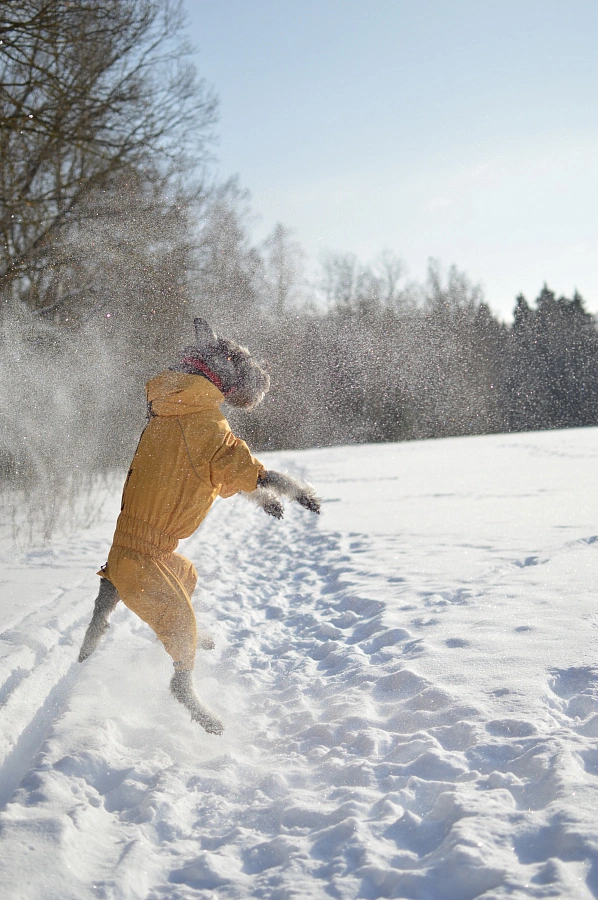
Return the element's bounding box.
[101,371,264,669]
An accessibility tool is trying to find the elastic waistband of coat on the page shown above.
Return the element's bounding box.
[112,513,178,560]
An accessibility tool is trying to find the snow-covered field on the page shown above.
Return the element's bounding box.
[1,429,598,899]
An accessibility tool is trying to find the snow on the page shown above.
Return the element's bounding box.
[1,429,598,899]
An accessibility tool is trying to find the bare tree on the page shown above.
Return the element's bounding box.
[320,250,409,319]
[262,222,307,316]
[0,0,219,542]
[0,0,217,317]
[193,178,265,332]
[374,249,406,308]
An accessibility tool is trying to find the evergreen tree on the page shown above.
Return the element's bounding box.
[506,286,598,431]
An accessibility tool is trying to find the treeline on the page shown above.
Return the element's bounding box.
[225,259,598,452]
[2,1,598,540]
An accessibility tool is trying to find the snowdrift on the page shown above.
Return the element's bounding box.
[1,429,598,899]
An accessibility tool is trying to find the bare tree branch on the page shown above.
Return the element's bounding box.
[0,0,217,314]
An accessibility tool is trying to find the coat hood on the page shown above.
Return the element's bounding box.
[146,371,224,417]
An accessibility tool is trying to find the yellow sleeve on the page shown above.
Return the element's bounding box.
[210,431,265,498]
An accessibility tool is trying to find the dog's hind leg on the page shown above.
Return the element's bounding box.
[78,578,120,662]
[170,667,224,735]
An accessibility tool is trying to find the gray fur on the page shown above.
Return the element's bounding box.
[78,578,120,662]
[170,669,224,734]
[244,485,285,519]
[194,317,217,344]
[245,470,321,518]
[171,317,270,410]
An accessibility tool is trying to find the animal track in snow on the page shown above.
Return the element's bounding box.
[547,667,598,742]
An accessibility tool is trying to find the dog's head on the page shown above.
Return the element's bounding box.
[173,318,270,410]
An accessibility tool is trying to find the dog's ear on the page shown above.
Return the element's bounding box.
[193,317,217,348]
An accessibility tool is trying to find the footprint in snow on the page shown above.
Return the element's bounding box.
[548,666,598,702]
[513,555,547,568]
[485,719,537,738]
[423,588,472,607]
[547,666,598,735]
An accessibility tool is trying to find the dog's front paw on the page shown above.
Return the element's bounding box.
[263,498,284,519]
[297,491,321,514]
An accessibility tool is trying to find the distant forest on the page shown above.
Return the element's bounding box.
[2,1,598,537]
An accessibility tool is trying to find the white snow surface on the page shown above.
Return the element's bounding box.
[1,429,598,899]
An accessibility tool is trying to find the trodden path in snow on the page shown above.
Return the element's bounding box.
[0,432,598,898]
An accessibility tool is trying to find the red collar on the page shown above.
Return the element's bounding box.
[182,356,232,395]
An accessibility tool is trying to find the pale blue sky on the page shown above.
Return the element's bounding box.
[185,0,598,318]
